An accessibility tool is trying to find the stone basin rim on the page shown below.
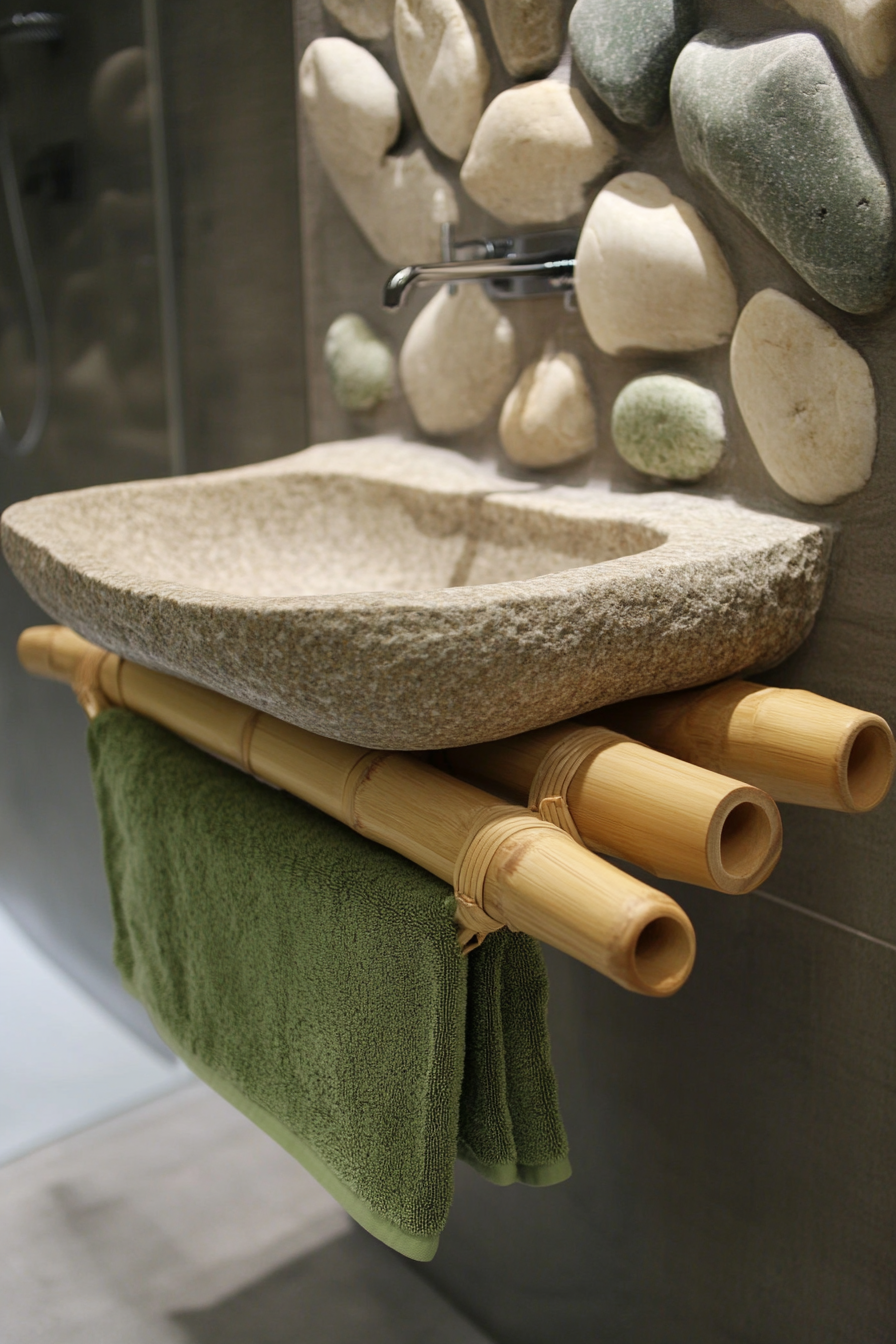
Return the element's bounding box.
[2,438,816,612]
[0,438,831,751]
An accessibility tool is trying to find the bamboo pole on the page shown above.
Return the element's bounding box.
[585,680,896,813]
[18,626,696,997]
[446,724,782,895]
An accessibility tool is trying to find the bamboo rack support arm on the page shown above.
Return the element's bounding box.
[18,627,696,997]
[585,680,896,813]
[447,722,782,895]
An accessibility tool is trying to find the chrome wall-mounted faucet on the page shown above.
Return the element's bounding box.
[383,225,578,310]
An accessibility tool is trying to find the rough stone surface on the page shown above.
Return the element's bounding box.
[769,0,896,79]
[671,30,896,315]
[499,352,597,468]
[299,37,457,263]
[611,374,725,481]
[322,0,395,40]
[576,172,738,355]
[399,285,517,434]
[569,0,698,127]
[324,314,395,413]
[460,80,618,226]
[1,439,829,751]
[395,0,489,160]
[483,0,565,78]
[730,288,877,505]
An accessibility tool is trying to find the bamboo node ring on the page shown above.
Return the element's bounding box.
[72,648,111,719]
[452,806,557,954]
[340,750,393,828]
[528,727,615,844]
[239,709,261,774]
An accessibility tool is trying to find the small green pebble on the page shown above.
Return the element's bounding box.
[611,374,725,481]
[324,313,394,414]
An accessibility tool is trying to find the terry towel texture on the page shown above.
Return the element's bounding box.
[88,709,569,1261]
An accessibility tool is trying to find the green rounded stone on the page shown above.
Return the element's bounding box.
[671,31,896,315]
[570,0,698,128]
[324,313,394,414]
[611,374,725,481]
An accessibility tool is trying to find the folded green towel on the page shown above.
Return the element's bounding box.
[88,709,570,1261]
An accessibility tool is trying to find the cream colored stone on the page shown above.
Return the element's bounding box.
[484,0,565,77]
[499,352,597,468]
[576,172,738,355]
[322,0,395,40]
[299,38,457,263]
[1,439,829,750]
[769,0,896,78]
[399,285,517,434]
[335,150,459,263]
[730,288,877,505]
[299,38,399,176]
[460,81,617,226]
[395,0,489,160]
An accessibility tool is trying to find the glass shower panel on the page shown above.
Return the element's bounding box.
[0,0,179,1045]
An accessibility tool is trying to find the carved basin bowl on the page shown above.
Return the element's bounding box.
[1,438,828,749]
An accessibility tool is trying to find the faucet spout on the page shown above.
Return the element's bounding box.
[382,230,579,309]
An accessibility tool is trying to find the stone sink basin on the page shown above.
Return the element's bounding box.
[1,438,829,750]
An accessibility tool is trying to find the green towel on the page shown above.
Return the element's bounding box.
[88,708,570,1261]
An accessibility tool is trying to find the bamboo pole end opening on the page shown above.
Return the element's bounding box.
[708,788,783,894]
[630,908,696,997]
[841,718,895,813]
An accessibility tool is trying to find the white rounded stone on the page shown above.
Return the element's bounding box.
[299,38,399,176]
[460,80,618,226]
[322,0,395,40]
[395,0,490,160]
[399,284,518,435]
[340,149,459,263]
[575,171,738,355]
[499,352,597,468]
[299,38,458,263]
[730,288,877,505]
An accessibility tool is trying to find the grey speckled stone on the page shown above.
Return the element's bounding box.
[612,374,725,481]
[569,0,698,128]
[2,440,828,750]
[671,30,896,314]
[324,314,394,413]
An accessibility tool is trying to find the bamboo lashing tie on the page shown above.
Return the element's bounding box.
[447,723,783,896]
[527,726,616,845]
[19,626,696,994]
[452,806,558,951]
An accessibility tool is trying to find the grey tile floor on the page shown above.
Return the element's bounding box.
[0,910,493,1341]
[0,902,188,1165]
[0,1083,494,1343]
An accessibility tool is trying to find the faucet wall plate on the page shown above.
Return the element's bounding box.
[1,439,830,751]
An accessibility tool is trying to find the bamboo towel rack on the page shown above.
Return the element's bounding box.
[446,724,782,895]
[586,680,896,813]
[18,626,696,998]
